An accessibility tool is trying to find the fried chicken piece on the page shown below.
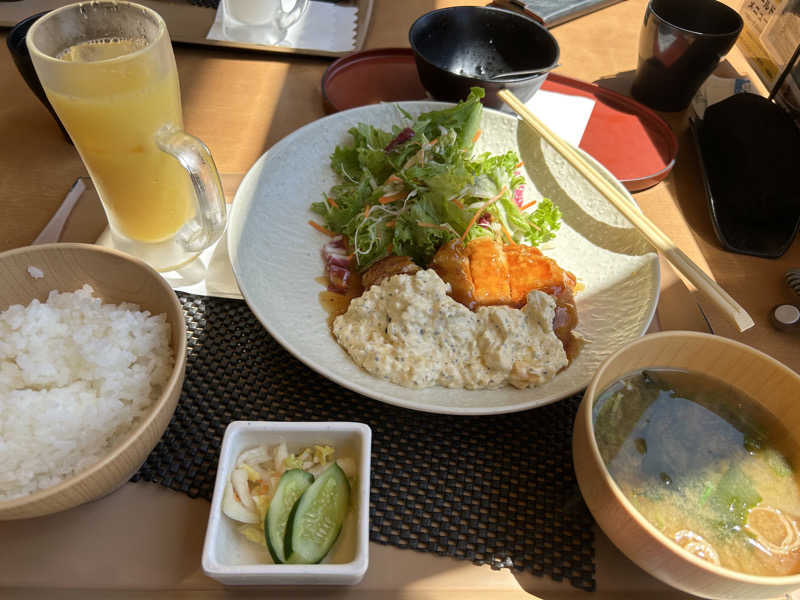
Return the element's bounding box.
[430,240,478,310]
[504,244,576,308]
[361,255,421,290]
[465,237,511,305]
[434,238,580,358]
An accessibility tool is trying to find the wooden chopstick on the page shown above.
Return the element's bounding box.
[498,89,755,333]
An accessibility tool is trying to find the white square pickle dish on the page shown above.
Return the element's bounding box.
[202,421,371,585]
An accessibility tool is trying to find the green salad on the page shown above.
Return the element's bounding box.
[310,88,561,272]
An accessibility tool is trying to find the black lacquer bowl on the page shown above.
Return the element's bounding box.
[409,6,559,108]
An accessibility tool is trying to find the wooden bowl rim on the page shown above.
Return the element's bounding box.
[580,330,800,585]
[0,243,187,512]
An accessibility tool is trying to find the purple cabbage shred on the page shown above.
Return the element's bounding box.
[384,127,415,153]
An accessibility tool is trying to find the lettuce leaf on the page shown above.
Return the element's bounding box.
[313,87,561,271]
[706,464,761,532]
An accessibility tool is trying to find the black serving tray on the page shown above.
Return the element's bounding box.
[690,94,800,259]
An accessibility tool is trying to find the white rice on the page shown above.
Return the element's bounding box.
[0,285,173,501]
[27,266,44,279]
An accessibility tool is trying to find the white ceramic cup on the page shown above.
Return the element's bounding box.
[221,0,310,45]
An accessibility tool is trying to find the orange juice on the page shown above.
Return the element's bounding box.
[28,2,227,272]
[44,38,194,243]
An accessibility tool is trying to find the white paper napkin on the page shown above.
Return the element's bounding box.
[94,204,242,299]
[160,205,241,299]
[206,1,358,53]
[521,89,596,147]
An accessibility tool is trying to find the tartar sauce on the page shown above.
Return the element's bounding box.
[333,270,568,389]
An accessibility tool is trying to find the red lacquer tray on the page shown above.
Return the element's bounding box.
[321,48,678,192]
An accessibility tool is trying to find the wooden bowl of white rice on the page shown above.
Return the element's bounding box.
[0,243,186,519]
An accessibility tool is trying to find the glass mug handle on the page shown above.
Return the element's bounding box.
[278,0,309,29]
[156,126,227,253]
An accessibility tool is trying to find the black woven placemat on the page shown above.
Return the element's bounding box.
[132,292,596,591]
[188,0,219,8]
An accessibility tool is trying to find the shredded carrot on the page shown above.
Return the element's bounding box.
[308,220,336,237]
[326,196,339,209]
[364,205,371,218]
[417,221,450,231]
[452,197,465,209]
[385,220,396,228]
[378,191,405,204]
[346,253,354,260]
[519,199,538,211]
[459,209,488,243]
[385,174,403,185]
[500,220,516,245]
[428,137,439,146]
[472,129,482,144]
[490,186,508,202]
[458,186,508,243]
[514,161,524,169]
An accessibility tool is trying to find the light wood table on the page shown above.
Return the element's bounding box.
[1,1,798,598]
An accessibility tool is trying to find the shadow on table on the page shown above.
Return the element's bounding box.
[593,68,637,97]
[592,58,741,102]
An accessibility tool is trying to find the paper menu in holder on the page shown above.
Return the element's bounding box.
[737,0,800,121]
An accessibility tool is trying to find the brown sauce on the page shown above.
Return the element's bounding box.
[320,255,421,332]
[538,284,581,362]
[317,273,363,332]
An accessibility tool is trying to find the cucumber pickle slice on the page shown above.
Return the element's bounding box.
[285,463,351,564]
[264,469,314,563]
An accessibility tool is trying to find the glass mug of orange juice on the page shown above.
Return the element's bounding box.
[27,1,226,272]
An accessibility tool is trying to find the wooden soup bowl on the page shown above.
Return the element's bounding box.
[573,331,800,599]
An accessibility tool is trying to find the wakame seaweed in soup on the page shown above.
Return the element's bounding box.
[593,369,800,576]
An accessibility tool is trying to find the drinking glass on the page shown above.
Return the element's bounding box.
[630,0,743,112]
[220,0,309,45]
[27,1,227,272]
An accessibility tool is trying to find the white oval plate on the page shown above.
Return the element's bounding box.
[228,101,660,415]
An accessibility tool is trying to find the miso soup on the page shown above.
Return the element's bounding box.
[594,369,800,576]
